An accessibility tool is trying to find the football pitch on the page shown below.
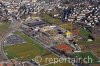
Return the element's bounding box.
[72,52,99,64]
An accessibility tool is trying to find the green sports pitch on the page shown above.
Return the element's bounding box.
[72,52,99,64]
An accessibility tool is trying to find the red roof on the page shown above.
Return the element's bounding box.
[56,44,72,52]
[0,64,2,66]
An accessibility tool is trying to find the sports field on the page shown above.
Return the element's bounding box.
[72,52,99,64]
[4,31,45,61]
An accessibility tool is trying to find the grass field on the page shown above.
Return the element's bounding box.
[77,37,100,45]
[40,53,58,65]
[60,23,72,31]
[41,14,62,25]
[0,22,10,38]
[40,53,72,66]
[80,28,92,37]
[76,28,100,45]
[0,22,10,31]
[72,52,99,64]
[4,31,45,61]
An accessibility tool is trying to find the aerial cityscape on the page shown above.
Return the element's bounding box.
[0,0,100,66]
